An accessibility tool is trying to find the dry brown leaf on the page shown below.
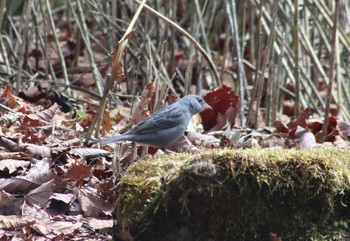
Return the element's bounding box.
[71,148,111,158]
[130,82,154,126]
[0,178,40,194]
[0,158,55,193]
[26,180,56,208]
[0,159,31,174]
[0,191,16,215]
[23,144,52,158]
[21,202,50,221]
[0,152,33,160]
[49,193,75,204]
[333,135,350,148]
[33,219,83,236]
[17,85,48,103]
[66,163,92,186]
[274,119,289,133]
[287,108,313,129]
[0,137,20,152]
[0,112,23,127]
[73,186,114,217]
[259,135,290,148]
[0,215,34,229]
[166,135,194,152]
[87,218,113,230]
[0,85,17,109]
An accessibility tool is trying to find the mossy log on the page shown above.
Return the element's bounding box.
[114,148,350,241]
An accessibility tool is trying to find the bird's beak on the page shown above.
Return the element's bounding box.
[203,102,212,110]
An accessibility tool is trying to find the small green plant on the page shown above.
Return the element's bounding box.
[333,220,349,230]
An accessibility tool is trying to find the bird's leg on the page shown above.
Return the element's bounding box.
[131,141,137,160]
[140,145,148,158]
[112,144,122,181]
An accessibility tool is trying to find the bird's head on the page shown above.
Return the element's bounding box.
[180,95,211,115]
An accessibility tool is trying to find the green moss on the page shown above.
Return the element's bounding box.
[114,148,350,241]
[116,153,188,230]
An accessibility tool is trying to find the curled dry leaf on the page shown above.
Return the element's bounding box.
[27,103,60,122]
[186,131,220,148]
[47,193,75,215]
[49,193,75,204]
[200,85,239,131]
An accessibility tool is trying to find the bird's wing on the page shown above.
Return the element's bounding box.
[130,104,186,134]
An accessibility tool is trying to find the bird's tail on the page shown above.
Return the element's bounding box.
[99,135,128,145]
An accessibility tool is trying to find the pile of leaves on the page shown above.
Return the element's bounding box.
[0,85,114,240]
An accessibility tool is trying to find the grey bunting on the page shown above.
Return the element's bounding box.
[100,95,211,150]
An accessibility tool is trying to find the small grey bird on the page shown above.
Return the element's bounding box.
[100,95,211,150]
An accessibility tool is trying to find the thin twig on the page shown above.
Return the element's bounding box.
[45,0,71,95]
[254,0,279,128]
[15,1,31,94]
[321,0,339,142]
[226,0,247,126]
[293,0,300,116]
[134,0,221,87]
[69,0,103,96]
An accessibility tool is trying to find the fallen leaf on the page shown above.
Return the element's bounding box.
[200,85,239,131]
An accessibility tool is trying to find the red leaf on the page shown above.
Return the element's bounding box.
[274,120,289,133]
[200,85,239,131]
[287,108,313,129]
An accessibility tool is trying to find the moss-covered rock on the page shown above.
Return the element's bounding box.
[114,148,350,241]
